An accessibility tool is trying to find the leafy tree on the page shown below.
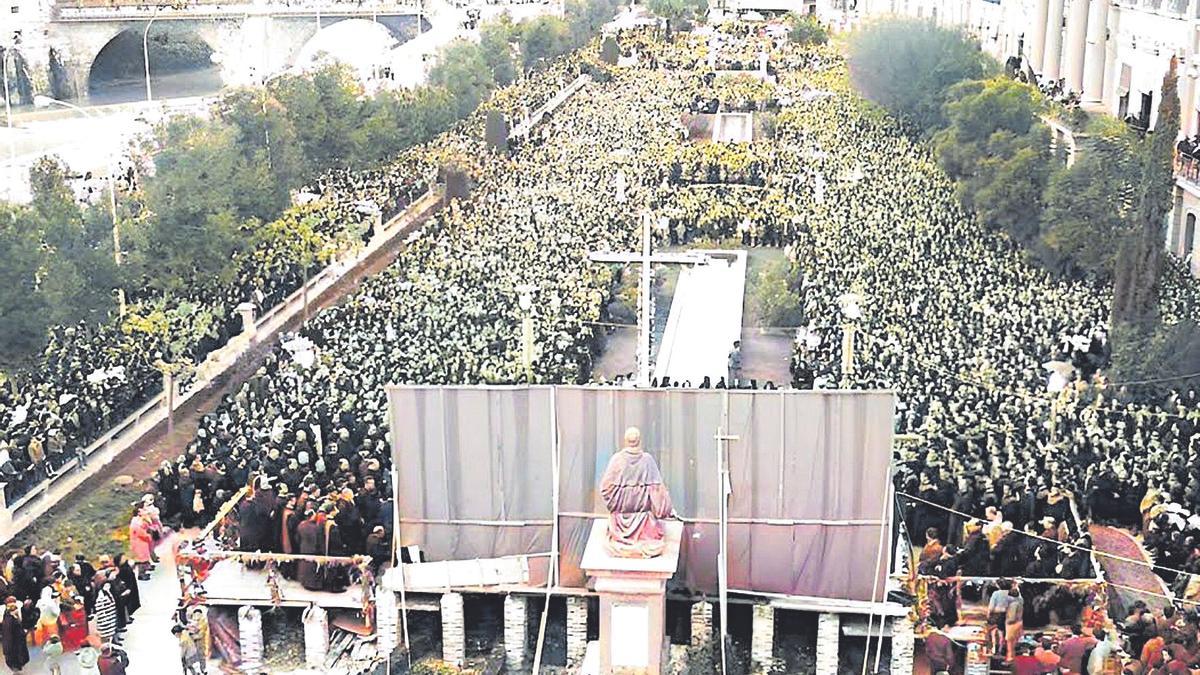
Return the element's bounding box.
[644,0,688,19]
[214,88,305,219]
[1109,318,1200,397]
[268,65,364,173]
[848,18,992,133]
[934,78,1050,244]
[750,259,803,328]
[518,16,572,70]
[0,202,52,372]
[121,296,216,368]
[429,40,496,118]
[565,0,621,45]
[479,16,519,87]
[129,118,250,293]
[1112,59,1180,325]
[788,14,828,45]
[1039,120,1141,277]
[29,158,122,327]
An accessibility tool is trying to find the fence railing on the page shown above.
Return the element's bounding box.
[0,187,443,545]
[52,0,418,20]
[1177,152,1200,187]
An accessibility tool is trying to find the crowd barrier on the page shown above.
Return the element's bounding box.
[0,187,444,545]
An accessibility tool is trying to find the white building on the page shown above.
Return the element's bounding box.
[855,0,1200,273]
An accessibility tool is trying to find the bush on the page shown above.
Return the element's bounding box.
[749,258,803,328]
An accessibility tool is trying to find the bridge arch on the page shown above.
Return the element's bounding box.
[86,22,223,103]
[288,15,430,76]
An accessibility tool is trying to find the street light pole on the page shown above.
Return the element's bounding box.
[33,95,126,316]
[2,44,17,203]
[143,9,161,103]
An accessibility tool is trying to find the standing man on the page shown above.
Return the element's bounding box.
[1004,585,1025,664]
[727,341,743,389]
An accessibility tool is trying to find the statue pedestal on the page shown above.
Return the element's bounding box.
[580,518,683,675]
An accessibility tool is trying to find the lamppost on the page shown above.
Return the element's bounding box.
[143,6,163,103]
[32,95,126,316]
[3,40,15,202]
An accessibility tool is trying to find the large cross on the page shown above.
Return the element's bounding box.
[589,211,708,387]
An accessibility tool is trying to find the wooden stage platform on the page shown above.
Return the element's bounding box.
[201,559,366,609]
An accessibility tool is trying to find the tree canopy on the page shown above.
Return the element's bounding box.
[848,18,992,133]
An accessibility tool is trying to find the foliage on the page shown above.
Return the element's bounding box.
[0,159,122,371]
[644,0,706,21]
[788,14,828,46]
[519,16,572,70]
[267,65,365,175]
[1039,124,1141,277]
[848,17,992,133]
[213,88,305,218]
[749,258,803,328]
[129,117,252,294]
[479,17,519,87]
[934,77,1050,245]
[121,296,216,367]
[430,39,498,119]
[410,660,472,675]
[0,203,53,372]
[1112,59,1180,325]
[1109,318,1200,397]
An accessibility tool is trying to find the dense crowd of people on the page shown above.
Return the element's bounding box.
[0,542,139,673]
[0,149,431,508]
[12,14,1200,672]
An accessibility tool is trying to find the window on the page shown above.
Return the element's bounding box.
[1186,213,1197,257]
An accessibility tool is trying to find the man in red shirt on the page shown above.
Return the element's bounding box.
[1057,624,1097,674]
[1011,644,1048,675]
[925,622,957,673]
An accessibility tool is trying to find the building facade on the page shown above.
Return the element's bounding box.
[855,0,1200,273]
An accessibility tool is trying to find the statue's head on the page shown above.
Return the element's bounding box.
[624,426,643,454]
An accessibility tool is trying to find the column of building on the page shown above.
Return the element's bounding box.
[1043,0,1066,81]
[1063,0,1090,92]
[1082,0,1110,103]
[1030,0,1052,72]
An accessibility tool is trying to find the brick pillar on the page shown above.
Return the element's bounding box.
[566,596,588,665]
[890,615,916,675]
[503,594,528,671]
[816,613,840,675]
[750,604,775,673]
[440,592,465,667]
[690,600,712,646]
[376,589,399,652]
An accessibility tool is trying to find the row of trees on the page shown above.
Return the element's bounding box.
[0,1,620,371]
[848,18,1194,390]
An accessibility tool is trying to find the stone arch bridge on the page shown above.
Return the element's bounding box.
[19,2,432,99]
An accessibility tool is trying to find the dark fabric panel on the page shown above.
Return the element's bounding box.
[389,386,895,602]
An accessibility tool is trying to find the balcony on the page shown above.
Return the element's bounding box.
[1176,152,1200,188]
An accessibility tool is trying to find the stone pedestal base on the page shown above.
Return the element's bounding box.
[581,518,683,675]
[504,594,528,671]
[441,592,465,667]
[816,612,840,675]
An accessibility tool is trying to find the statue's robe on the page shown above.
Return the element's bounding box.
[599,448,674,558]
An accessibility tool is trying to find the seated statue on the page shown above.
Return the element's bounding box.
[599,426,676,558]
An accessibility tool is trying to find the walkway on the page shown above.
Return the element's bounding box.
[1090,523,1172,618]
[0,535,185,675]
[653,250,747,385]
